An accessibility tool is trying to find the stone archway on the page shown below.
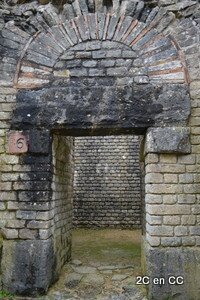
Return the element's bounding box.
[0,1,200,299]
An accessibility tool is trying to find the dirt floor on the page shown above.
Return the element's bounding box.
[72,229,142,267]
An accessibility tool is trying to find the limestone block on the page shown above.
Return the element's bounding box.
[0,154,19,165]
[146,183,183,194]
[181,215,196,225]
[146,233,160,246]
[160,154,177,163]
[145,127,191,154]
[1,228,18,239]
[163,216,181,225]
[178,194,196,204]
[174,226,188,236]
[182,236,196,246]
[6,220,25,229]
[145,194,162,204]
[162,194,177,204]
[190,226,200,236]
[19,228,38,239]
[145,154,159,164]
[146,204,191,215]
[163,174,178,183]
[145,173,163,183]
[146,214,162,225]
[161,237,181,247]
[146,224,173,236]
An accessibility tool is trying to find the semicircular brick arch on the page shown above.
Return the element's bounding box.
[1,0,198,90]
[14,10,188,89]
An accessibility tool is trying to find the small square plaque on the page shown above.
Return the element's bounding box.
[7,131,28,154]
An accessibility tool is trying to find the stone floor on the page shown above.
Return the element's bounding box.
[38,260,147,300]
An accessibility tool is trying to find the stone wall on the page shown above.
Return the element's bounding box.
[73,135,142,228]
[52,135,74,274]
[142,13,200,296]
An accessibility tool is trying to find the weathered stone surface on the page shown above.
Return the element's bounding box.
[70,259,82,266]
[145,127,191,154]
[1,228,18,239]
[12,82,190,134]
[82,274,104,285]
[98,264,134,271]
[27,129,51,154]
[65,273,83,288]
[71,265,97,274]
[2,239,57,295]
[123,283,146,300]
[143,241,200,300]
[112,274,130,281]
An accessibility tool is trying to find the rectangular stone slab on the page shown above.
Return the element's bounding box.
[12,79,190,135]
[145,127,191,154]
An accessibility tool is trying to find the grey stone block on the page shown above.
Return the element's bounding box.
[143,240,200,300]
[27,129,51,154]
[69,68,87,76]
[92,50,107,59]
[107,67,127,76]
[13,72,190,135]
[65,59,82,68]
[145,127,191,154]
[89,68,105,76]
[107,15,120,40]
[134,76,149,84]
[97,13,106,40]
[83,60,98,67]
[106,50,122,58]
[75,51,92,59]
[100,59,115,67]
[62,3,75,20]
[85,41,101,51]
[2,239,57,296]
[79,0,88,13]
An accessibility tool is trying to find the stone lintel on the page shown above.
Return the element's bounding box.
[145,127,191,154]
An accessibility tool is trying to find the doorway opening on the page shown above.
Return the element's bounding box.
[49,133,146,299]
